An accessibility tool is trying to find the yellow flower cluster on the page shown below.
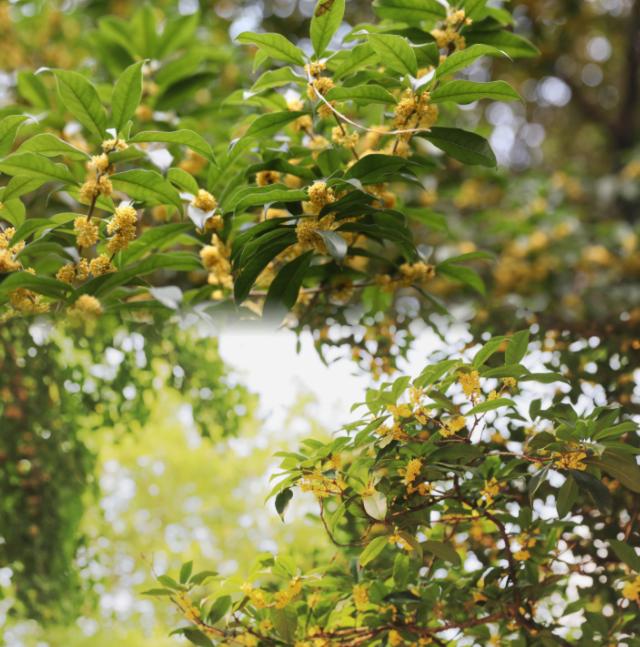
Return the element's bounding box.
[409,386,433,424]
[89,253,117,277]
[442,416,466,437]
[180,150,208,175]
[200,236,233,289]
[402,458,422,486]
[503,377,517,388]
[431,28,466,51]
[74,217,99,247]
[318,100,336,120]
[622,575,640,601]
[106,205,137,254]
[299,469,346,498]
[288,97,313,133]
[331,126,359,149]
[446,9,472,27]
[556,449,587,471]
[376,262,436,293]
[274,578,302,609]
[102,139,129,152]
[241,582,268,609]
[91,153,110,174]
[307,77,334,101]
[176,591,201,622]
[256,170,281,187]
[192,189,218,212]
[387,403,412,419]
[259,619,273,633]
[78,175,113,205]
[353,584,368,611]
[0,227,24,272]
[389,630,403,647]
[388,530,414,551]
[67,294,104,321]
[6,286,50,317]
[479,477,499,507]
[459,370,481,401]
[329,277,355,304]
[513,549,530,561]
[305,62,326,77]
[56,258,89,284]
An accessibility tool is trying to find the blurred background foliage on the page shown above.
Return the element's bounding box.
[1,0,640,644]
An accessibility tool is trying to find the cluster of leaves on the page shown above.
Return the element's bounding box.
[148,335,640,646]
[0,0,539,325]
[0,316,255,620]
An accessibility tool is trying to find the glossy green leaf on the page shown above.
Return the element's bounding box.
[421,540,461,566]
[437,263,486,296]
[167,167,200,195]
[318,230,348,265]
[583,452,640,493]
[49,69,107,140]
[569,469,611,515]
[179,561,193,584]
[275,488,293,521]
[325,84,397,104]
[556,475,579,518]
[529,465,549,502]
[251,67,306,92]
[417,127,497,167]
[373,0,446,22]
[110,169,183,213]
[264,250,314,316]
[467,397,513,415]
[472,337,506,368]
[360,536,388,567]
[241,112,310,141]
[1,176,47,202]
[270,606,298,642]
[17,70,50,109]
[435,45,508,80]
[0,153,79,185]
[112,61,144,136]
[16,133,90,161]
[506,330,530,365]
[207,596,232,624]
[0,271,73,301]
[430,80,523,105]
[0,116,31,158]
[0,191,26,228]
[311,0,345,57]
[334,42,380,80]
[608,540,640,573]
[236,32,306,67]
[128,130,216,166]
[368,34,418,78]
[464,30,540,59]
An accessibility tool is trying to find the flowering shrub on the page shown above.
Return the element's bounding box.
[0,1,537,323]
[146,335,640,645]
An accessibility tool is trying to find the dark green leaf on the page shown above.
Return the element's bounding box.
[416,127,496,167]
[275,488,294,521]
[128,130,216,166]
[608,540,640,573]
[421,540,461,566]
[334,42,380,80]
[435,45,508,80]
[556,475,579,518]
[569,470,611,515]
[110,169,183,213]
[430,80,523,105]
[264,250,314,316]
[325,84,397,104]
[505,330,530,365]
[270,605,298,642]
[112,61,145,136]
[241,112,310,141]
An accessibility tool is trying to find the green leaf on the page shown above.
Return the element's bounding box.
[128,130,216,166]
[481,364,528,379]
[506,330,530,365]
[0,271,73,301]
[17,71,50,109]
[360,536,388,567]
[334,42,380,81]
[311,0,345,57]
[437,263,486,296]
[49,69,108,140]
[569,469,611,515]
[461,0,488,20]
[325,84,397,105]
[417,127,496,167]
[251,68,306,92]
[240,112,310,141]
[183,629,214,647]
[0,153,79,186]
[430,80,523,105]
[141,589,174,596]
[167,167,200,196]
[180,561,193,584]
[435,45,509,80]
[368,34,418,78]
[264,250,314,316]
[318,230,348,265]
[467,398,513,416]
[0,116,31,158]
[473,336,506,368]
[9,218,62,247]
[1,176,47,202]
[233,186,308,215]
[556,475,579,518]
[110,169,183,214]
[275,488,294,521]
[234,231,298,304]
[15,134,90,161]
[236,32,306,67]
[464,31,540,59]
[608,540,640,573]
[61,185,115,213]
[207,596,232,624]
[427,388,457,413]
[131,6,158,59]
[157,12,200,59]
[583,451,640,493]
[363,491,387,521]
[270,605,298,642]
[421,540,461,566]
[112,61,145,136]
[0,192,26,228]
[529,465,549,503]
[330,501,347,533]
[373,0,446,22]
